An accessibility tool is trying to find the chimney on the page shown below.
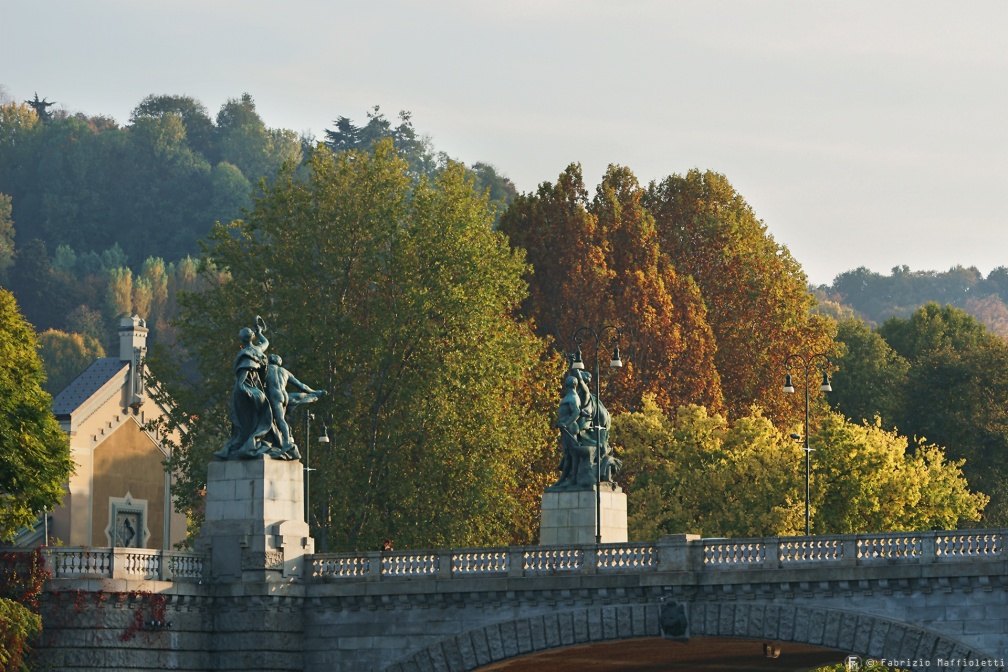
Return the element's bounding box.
[119,316,148,406]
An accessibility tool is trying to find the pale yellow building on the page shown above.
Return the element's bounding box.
[38,316,187,549]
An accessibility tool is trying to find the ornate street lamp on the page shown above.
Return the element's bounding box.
[572,325,623,544]
[783,353,833,536]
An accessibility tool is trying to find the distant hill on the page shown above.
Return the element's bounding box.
[815,265,1008,338]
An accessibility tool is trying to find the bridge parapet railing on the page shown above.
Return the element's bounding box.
[27,547,207,582]
[452,548,509,575]
[596,542,657,572]
[778,536,844,563]
[522,546,584,574]
[381,551,438,577]
[936,530,1004,558]
[307,528,1006,581]
[856,532,923,561]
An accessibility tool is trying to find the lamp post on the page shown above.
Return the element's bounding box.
[571,325,623,545]
[783,353,833,536]
[303,412,330,533]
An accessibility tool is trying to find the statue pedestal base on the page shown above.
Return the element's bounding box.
[197,459,314,582]
[539,485,627,545]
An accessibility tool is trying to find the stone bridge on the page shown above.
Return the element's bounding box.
[24,529,1008,671]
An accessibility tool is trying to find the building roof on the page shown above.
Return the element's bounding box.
[52,358,129,418]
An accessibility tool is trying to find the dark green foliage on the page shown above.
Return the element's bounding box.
[132,93,217,160]
[831,304,1008,524]
[0,193,13,280]
[829,318,908,430]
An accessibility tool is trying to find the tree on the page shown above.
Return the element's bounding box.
[499,164,724,415]
[6,239,75,331]
[812,414,986,533]
[964,294,1008,340]
[877,304,1008,524]
[150,140,555,551]
[644,170,835,425]
[24,94,55,123]
[216,93,301,184]
[613,400,985,539]
[105,266,132,318]
[829,317,908,430]
[0,194,13,281]
[615,400,805,539]
[589,165,723,413]
[0,597,41,672]
[36,329,105,395]
[323,107,516,221]
[0,289,73,540]
[130,94,217,160]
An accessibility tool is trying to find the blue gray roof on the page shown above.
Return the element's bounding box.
[51,358,129,418]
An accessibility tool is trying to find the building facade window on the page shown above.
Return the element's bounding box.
[105,493,150,548]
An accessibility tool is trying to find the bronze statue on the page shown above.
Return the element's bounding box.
[548,365,621,490]
[264,353,325,460]
[213,316,326,461]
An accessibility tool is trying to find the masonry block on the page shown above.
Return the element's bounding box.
[540,486,627,545]
[198,458,314,582]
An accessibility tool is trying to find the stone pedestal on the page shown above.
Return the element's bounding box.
[539,484,627,545]
[197,458,314,582]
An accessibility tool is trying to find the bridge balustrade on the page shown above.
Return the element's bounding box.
[38,547,206,582]
[307,528,1006,581]
[16,529,1003,584]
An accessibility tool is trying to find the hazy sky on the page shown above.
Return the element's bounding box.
[2,1,1005,285]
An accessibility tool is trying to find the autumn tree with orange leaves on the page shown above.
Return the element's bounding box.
[644,169,835,424]
[501,164,832,425]
[500,164,723,415]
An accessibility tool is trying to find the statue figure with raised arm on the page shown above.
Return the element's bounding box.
[213,316,326,461]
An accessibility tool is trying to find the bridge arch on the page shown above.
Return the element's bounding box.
[382,601,994,672]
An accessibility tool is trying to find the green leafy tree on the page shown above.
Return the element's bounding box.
[324,107,515,220]
[0,289,73,540]
[105,266,132,318]
[813,414,986,533]
[130,93,217,160]
[206,161,251,228]
[829,317,909,430]
[878,303,1008,523]
[6,239,75,331]
[615,400,805,539]
[150,140,554,550]
[216,93,301,184]
[613,400,985,539]
[0,597,41,672]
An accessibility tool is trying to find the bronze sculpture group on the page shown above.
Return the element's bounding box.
[214,316,326,461]
[549,365,622,490]
[211,315,621,486]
